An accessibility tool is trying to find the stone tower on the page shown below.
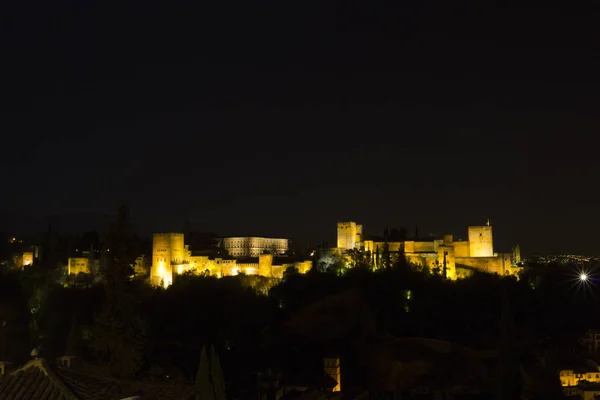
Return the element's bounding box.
[337,222,362,250]
[468,222,494,257]
[151,233,185,287]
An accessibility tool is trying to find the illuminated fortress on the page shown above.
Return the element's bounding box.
[337,220,521,279]
[150,233,309,287]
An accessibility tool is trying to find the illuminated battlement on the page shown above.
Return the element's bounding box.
[151,233,309,288]
[337,220,520,278]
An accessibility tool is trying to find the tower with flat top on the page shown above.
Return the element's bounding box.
[337,222,362,250]
[468,219,494,257]
[150,233,185,287]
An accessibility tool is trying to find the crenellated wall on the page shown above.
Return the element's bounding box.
[456,253,514,275]
[336,221,520,279]
[150,233,311,286]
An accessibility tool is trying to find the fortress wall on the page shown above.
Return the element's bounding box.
[271,265,285,279]
[295,260,312,274]
[406,253,438,269]
[365,241,403,252]
[413,241,435,253]
[189,255,211,274]
[453,241,470,257]
[236,263,259,275]
[220,259,238,276]
[259,253,273,277]
[456,253,513,275]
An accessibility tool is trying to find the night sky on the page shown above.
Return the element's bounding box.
[1,2,599,255]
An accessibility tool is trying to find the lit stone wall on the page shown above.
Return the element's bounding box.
[259,254,273,277]
[453,241,470,257]
[166,249,311,283]
[271,265,285,279]
[456,253,513,275]
[559,369,600,387]
[413,241,436,253]
[363,241,403,252]
[468,226,494,257]
[222,237,289,257]
[22,252,33,267]
[406,253,438,269]
[295,260,312,274]
[189,255,211,275]
[68,257,90,275]
[220,259,238,276]
[67,257,99,275]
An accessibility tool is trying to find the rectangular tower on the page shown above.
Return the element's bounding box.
[337,222,358,250]
[151,233,185,287]
[468,225,493,257]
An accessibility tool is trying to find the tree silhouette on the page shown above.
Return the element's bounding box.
[93,205,146,378]
[210,345,226,400]
[382,240,391,270]
[195,344,227,400]
[196,345,212,400]
[496,287,521,400]
[346,248,371,269]
[64,315,81,357]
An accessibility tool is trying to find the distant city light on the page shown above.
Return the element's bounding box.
[569,267,597,297]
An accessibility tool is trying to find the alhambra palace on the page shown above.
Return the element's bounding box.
[336,220,522,280]
[62,220,521,286]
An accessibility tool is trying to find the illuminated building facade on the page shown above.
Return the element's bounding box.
[150,233,310,288]
[22,251,33,267]
[222,237,289,257]
[68,256,98,276]
[337,220,521,279]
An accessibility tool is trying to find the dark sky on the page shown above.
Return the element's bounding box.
[1,2,599,255]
